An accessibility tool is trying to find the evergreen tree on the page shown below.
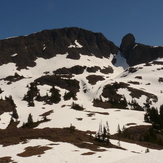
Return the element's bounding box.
[50,86,61,103]
[144,106,163,130]
[95,121,110,144]
[144,98,151,109]
[117,140,121,147]
[12,107,19,119]
[122,125,126,132]
[23,83,39,106]
[7,95,19,119]
[28,113,33,124]
[145,148,150,153]
[117,124,121,135]
[159,104,163,118]
[105,121,110,144]
[117,124,121,140]
[121,95,127,108]
[71,102,84,111]
[95,121,103,141]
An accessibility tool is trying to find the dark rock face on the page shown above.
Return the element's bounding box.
[86,75,105,85]
[120,33,163,66]
[53,65,113,75]
[54,65,86,75]
[35,75,79,99]
[0,27,118,69]
[120,33,136,60]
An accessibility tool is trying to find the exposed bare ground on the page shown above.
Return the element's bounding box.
[0,156,16,163]
[17,146,52,157]
[0,123,163,162]
[86,75,105,85]
[0,122,117,151]
[86,110,109,117]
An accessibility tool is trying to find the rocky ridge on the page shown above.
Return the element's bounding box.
[120,33,163,66]
[0,27,118,69]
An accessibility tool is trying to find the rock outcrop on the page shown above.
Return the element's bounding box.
[120,33,163,66]
[0,27,118,69]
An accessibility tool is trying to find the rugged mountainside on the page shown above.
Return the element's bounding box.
[95,58,163,109]
[120,33,163,66]
[1,27,163,162]
[0,27,118,69]
[0,26,163,130]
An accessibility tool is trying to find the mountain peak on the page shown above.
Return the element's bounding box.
[0,27,118,70]
[120,33,163,66]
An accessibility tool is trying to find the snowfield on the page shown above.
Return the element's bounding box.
[0,138,160,163]
[0,50,163,162]
[0,138,161,163]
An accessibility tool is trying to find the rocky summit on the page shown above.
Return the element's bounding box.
[120,33,163,66]
[0,27,118,69]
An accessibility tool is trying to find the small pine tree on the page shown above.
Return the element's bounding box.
[159,104,163,118]
[105,121,110,144]
[145,148,150,153]
[50,86,61,103]
[95,121,103,141]
[95,121,110,144]
[117,124,121,135]
[122,125,126,133]
[117,124,121,140]
[28,113,33,124]
[71,102,84,111]
[69,124,76,132]
[117,140,121,147]
[102,126,107,142]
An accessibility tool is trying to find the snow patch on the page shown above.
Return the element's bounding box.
[114,52,129,70]
[11,53,18,57]
[43,44,46,50]
[0,112,12,129]
[133,44,138,49]
[68,40,83,48]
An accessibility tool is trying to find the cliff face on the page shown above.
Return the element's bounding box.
[2,27,163,70]
[120,33,163,66]
[0,27,118,69]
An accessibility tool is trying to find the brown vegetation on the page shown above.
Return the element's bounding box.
[127,87,158,101]
[86,75,105,85]
[128,81,140,85]
[17,146,52,157]
[135,76,142,79]
[0,123,116,151]
[0,157,16,163]
[111,125,163,150]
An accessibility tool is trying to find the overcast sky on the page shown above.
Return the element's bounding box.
[1,0,163,46]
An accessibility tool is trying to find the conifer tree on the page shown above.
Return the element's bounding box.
[50,86,61,103]
[95,121,110,144]
[117,124,121,140]
[28,113,33,124]
[145,148,150,153]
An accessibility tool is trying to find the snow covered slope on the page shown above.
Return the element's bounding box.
[95,58,163,109]
[0,28,163,162]
[0,52,124,129]
[0,50,161,162]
